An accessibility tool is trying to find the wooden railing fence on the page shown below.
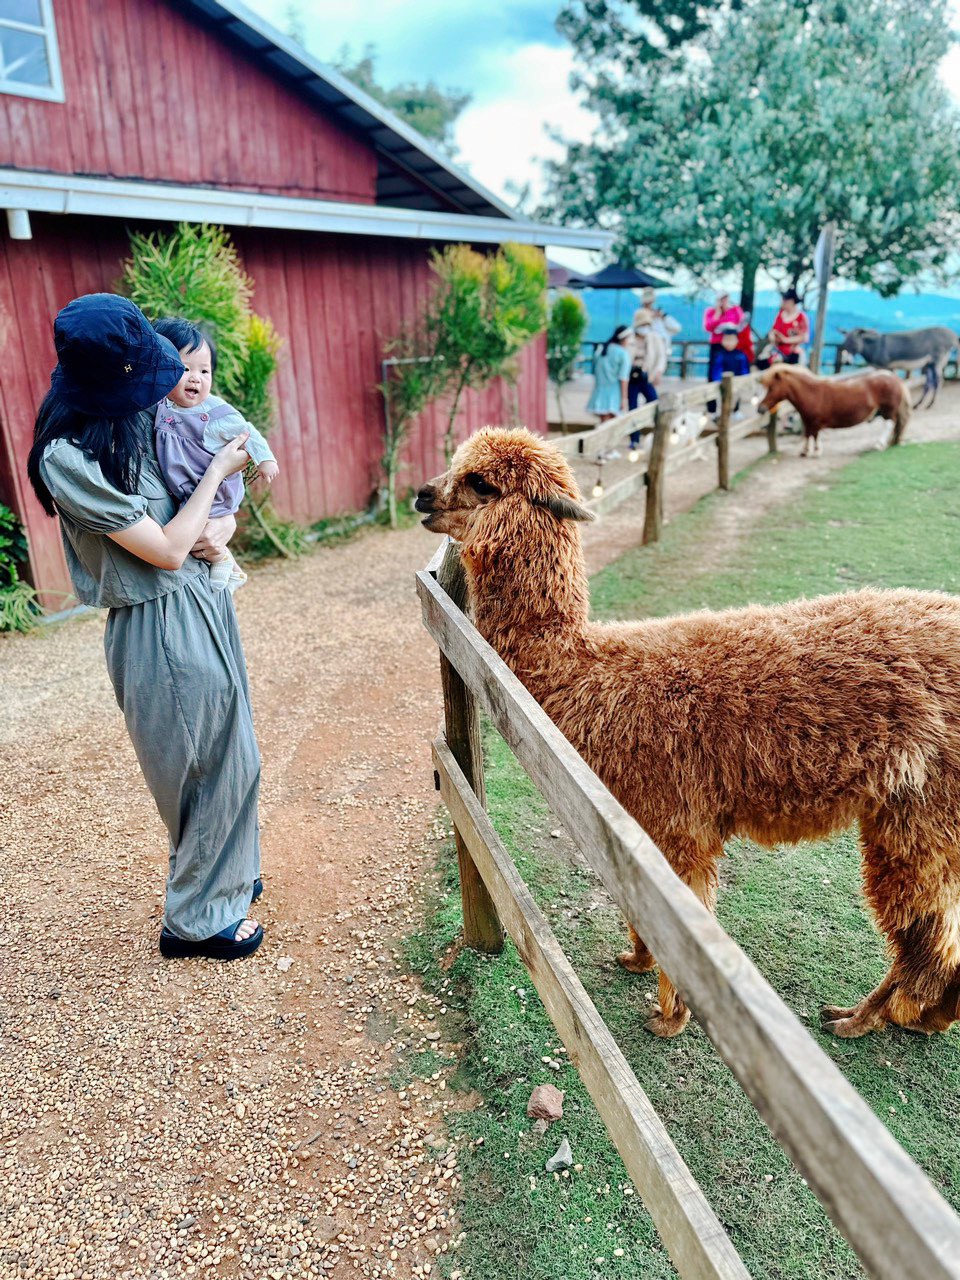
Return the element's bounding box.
[416,530,960,1280]
[555,371,779,533]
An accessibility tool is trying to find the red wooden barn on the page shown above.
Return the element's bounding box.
[0,0,605,599]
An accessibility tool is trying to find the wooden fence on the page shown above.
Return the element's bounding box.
[416,471,960,1278]
[555,370,778,533]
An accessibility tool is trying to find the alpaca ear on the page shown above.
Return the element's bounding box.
[534,493,597,523]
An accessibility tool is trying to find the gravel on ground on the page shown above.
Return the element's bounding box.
[2,386,957,1279]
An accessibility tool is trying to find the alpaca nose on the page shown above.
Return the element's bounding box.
[415,483,437,513]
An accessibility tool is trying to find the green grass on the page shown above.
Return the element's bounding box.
[405,441,960,1280]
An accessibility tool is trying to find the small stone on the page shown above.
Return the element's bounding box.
[526,1084,564,1123]
[176,1215,196,1231]
[545,1138,573,1173]
[550,830,563,839]
[276,956,294,972]
[425,1031,441,1042]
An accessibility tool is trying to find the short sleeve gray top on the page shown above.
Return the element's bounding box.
[40,417,206,608]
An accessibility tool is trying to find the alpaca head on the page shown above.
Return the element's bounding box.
[415,427,594,548]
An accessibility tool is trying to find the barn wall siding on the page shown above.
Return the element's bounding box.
[0,217,547,598]
[0,0,377,204]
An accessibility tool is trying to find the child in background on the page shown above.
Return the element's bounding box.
[712,323,751,378]
[153,318,279,592]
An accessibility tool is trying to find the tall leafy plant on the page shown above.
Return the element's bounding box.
[0,504,40,632]
[378,242,548,524]
[427,242,548,461]
[547,292,588,429]
[121,222,289,554]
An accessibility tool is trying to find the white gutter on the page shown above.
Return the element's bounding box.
[0,169,613,252]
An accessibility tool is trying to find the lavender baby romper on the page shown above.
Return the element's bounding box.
[155,401,245,517]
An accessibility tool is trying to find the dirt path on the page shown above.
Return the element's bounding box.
[2,388,958,1280]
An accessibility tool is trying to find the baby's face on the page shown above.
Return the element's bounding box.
[169,341,213,408]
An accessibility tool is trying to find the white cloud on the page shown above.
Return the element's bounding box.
[453,43,595,204]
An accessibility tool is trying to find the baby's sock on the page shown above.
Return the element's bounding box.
[227,559,249,594]
[209,552,234,592]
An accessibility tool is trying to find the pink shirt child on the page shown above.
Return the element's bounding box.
[705,303,746,344]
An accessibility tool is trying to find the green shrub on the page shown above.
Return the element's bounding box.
[0,504,40,633]
[120,222,292,557]
[547,292,588,428]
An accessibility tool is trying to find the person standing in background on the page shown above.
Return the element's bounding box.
[640,287,680,385]
[704,290,747,380]
[587,325,632,422]
[757,288,810,368]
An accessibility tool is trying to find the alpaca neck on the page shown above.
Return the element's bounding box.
[463,521,590,661]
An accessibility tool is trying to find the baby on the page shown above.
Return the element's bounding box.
[153,318,279,592]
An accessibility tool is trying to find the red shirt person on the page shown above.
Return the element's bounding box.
[770,288,809,362]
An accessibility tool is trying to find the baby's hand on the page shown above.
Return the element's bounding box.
[257,459,280,484]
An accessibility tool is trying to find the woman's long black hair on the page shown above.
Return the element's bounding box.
[27,393,150,518]
[601,325,632,355]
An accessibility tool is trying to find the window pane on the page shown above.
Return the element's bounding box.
[0,2,44,25]
[0,28,50,86]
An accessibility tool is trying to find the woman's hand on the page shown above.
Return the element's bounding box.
[192,514,236,563]
[213,433,251,479]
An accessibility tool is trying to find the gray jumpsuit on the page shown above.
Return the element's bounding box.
[40,424,261,941]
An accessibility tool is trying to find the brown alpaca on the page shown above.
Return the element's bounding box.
[757,365,911,457]
[416,427,960,1039]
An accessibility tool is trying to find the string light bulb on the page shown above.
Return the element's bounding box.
[628,446,640,463]
[699,413,709,428]
[592,481,604,498]
[750,394,760,406]
[669,431,680,446]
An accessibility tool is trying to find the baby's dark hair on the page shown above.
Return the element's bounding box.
[153,317,218,373]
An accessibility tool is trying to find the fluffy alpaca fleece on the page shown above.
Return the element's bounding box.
[416,426,960,1039]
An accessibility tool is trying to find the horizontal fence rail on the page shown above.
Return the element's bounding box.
[554,372,777,528]
[417,545,960,1280]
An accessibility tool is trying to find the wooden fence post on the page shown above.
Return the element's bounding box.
[717,373,733,491]
[436,540,504,953]
[679,344,689,380]
[643,396,674,546]
[766,403,779,455]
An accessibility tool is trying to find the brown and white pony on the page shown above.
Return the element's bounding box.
[757,365,911,456]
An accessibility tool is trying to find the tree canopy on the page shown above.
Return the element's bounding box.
[543,0,960,307]
[333,44,471,155]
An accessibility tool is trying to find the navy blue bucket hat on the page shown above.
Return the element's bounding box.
[50,294,186,417]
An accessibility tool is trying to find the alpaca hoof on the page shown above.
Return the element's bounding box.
[617,948,656,974]
[822,1015,873,1039]
[644,1008,690,1038]
[821,1003,859,1022]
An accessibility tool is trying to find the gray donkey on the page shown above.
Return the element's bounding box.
[840,326,958,409]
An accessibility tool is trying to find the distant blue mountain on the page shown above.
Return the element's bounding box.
[577,287,960,347]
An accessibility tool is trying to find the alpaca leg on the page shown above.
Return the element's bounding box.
[617,924,656,974]
[823,818,960,1038]
[645,857,719,1038]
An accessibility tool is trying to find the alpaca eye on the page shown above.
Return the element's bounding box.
[466,473,499,498]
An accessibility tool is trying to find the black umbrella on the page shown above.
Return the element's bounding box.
[575,261,671,325]
[578,261,671,290]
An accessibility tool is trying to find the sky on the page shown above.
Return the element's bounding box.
[245,0,960,285]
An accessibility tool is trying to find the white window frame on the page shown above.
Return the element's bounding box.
[0,0,64,103]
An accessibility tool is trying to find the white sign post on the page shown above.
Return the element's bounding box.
[809,222,836,374]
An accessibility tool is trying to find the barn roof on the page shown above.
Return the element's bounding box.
[172,0,522,220]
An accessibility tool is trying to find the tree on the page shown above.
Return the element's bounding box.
[428,243,548,461]
[547,292,589,428]
[543,0,960,313]
[378,243,548,524]
[334,44,470,154]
